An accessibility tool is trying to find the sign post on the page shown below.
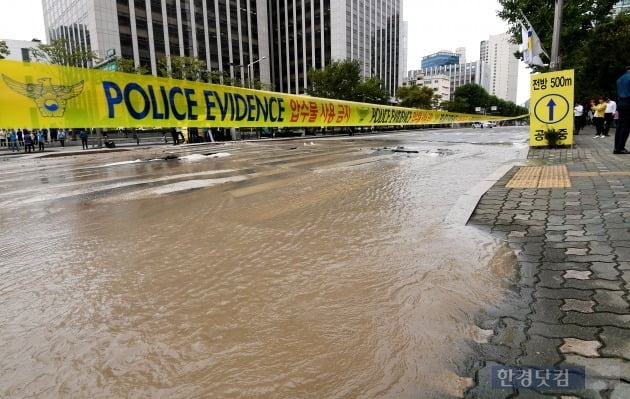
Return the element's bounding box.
[529,69,574,147]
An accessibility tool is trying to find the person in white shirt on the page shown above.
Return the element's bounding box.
[574,102,584,135]
[604,97,617,136]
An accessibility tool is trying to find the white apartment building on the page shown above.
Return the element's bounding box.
[403,71,450,102]
[479,32,518,103]
[1,39,42,62]
[420,61,481,101]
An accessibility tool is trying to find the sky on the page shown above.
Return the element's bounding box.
[0,0,529,104]
[403,0,530,104]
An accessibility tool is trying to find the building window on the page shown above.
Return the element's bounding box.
[21,48,31,62]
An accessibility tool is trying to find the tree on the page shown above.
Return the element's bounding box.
[306,59,389,104]
[0,40,9,59]
[355,76,390,105]
[30,38,97,67]
[448,84,490,114]
[574,13,630,101]
[157,55,207,81]
[115,57,149,75]
[396,85,438,109]
[443,84,527,116]
[497,0,617,71]
[307,59,362,101]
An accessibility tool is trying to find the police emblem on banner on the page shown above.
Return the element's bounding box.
[2,75,84,117]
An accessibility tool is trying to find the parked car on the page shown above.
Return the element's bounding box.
[472,121,496,128]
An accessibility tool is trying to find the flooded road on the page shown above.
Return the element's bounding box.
[0,127,528,398]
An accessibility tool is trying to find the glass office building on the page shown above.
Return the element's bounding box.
[421,51,459,69]
[42,0,404,96]
[42,0,271,85]
[268,0,405,96]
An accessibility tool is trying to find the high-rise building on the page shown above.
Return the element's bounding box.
[454,47,466,64]
[41,0,404,97]
[42,0,272,86]
[269,0,405,96]
[421,51,459,69]
[479,32,518,103]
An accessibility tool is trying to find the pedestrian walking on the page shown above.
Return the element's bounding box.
[591,98,607,138]
[574,102,583,135]
[9,130,18,152]
[603,97,617,136]
[17,129,23,147]
[23,131,33,153]
[170,127,179,145]
[614,66,630,154]
[37,130,45,151]
[0,129,6,148]
[58,129,66,147]
[79,129,89,150]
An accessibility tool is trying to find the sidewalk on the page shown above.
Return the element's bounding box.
[0,136,176,158]
[466,126,630,398]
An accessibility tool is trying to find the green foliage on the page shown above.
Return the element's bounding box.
[115,57,149,74]
[154,56,265,88]
[497,0,617,71]
[306,59,389,104]
[544,127,560,147]
[307,59,361,101]
[157,55,207,81]
[355,76,390,105]
[574,13,630,101]
[396,85,438,109]
[0,40,9,59]
[450,84,490,113]
[30,38,97,67]
[443,83,528,116]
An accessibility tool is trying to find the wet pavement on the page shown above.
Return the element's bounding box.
[468,126,630,398]
[0,127,529,399]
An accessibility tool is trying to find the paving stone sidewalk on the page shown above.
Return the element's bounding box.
[466,127,630,398]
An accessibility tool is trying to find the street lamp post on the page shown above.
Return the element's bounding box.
[246,56,266,89]
[245,56,266,139]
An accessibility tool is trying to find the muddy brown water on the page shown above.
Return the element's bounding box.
[0,130,528,398]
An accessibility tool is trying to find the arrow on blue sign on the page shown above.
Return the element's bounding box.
[547,98,557,121]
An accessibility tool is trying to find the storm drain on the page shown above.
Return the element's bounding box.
[506,165,571,188]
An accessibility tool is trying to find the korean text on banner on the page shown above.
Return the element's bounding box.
[0,60,523,129]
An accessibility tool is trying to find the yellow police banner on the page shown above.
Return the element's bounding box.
[0,59,521,129]
[529,69,575,146]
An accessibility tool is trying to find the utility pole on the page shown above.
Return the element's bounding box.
[550,0,563,70]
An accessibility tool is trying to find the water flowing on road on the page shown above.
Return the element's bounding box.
[0,128,529,398]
